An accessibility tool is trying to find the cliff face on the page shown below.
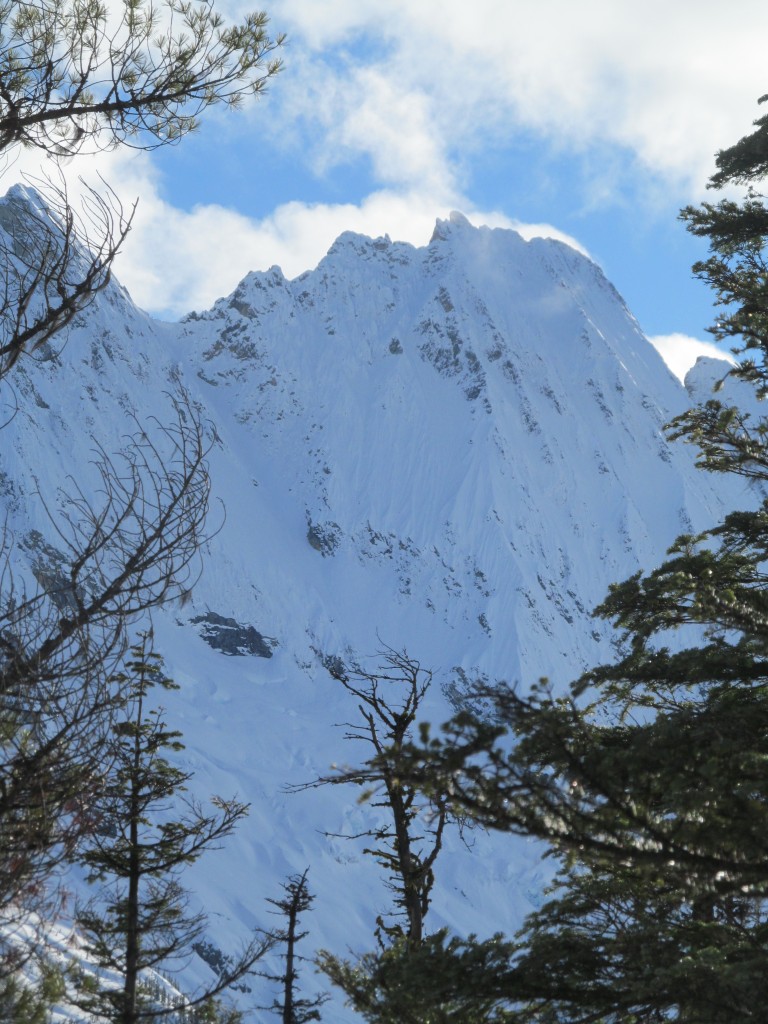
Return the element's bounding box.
[0,203,745,1019]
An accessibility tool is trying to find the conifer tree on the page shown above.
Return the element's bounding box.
[316,930,517,1024]
[300,649,452,950]
[0,390,216,998]
[73,632,270,1024]
[0,0,283,379]
[301,649,497,1022]
[0,0,283,1001]
[387,94,768,1022]
[262,869,327,1024]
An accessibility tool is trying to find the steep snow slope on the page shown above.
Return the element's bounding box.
[0,198,750,1019]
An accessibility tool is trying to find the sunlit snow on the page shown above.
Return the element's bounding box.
[0,203,748,1020]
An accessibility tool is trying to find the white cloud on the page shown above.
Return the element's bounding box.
[649,333,735,384]
[0,129,587,318]
[108,169,583,316]
[507,219,589,256]
[5,0,767,317]
[269,0,768,199]
[123,186,448,315]
[323,67,453,195]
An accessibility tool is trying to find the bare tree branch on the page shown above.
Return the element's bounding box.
[0,389,217,951]
[0,0,283,156]
[294,647,452,950]
[0,171,133,377]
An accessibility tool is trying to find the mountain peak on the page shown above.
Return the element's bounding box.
[1,200,748,1022]
[325,229,394,259]
[430,210,476,243]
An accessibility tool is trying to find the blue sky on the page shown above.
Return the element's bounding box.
[15,0,768,379]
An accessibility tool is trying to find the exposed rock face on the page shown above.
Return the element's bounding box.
[0,195,747,1022]
[191,612,276,658]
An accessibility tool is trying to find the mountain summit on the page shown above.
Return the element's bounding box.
[0,206,745,1018]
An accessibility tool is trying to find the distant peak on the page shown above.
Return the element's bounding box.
[683,355,735,399]
[0,183,53,228]
[325,229,391,257]
[448,210,472,229]
[2,182,40,208]
[430,211,474,243]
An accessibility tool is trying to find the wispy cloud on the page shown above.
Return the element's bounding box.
[270,0,768,196]
[649,333,735,384]
[105,163,580,317]
[5,0,768,317]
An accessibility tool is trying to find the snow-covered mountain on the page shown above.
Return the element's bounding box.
[0,196,748,1019]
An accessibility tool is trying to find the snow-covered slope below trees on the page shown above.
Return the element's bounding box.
[0,198,749,1020]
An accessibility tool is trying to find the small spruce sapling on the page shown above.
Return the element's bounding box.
[262,868,327,1024]
[73,631,270,1024]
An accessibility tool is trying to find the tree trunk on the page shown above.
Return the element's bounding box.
[123,696,144,1024]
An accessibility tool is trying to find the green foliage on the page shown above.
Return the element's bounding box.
[385,93,768,1022]
[309,651,506,1023]
[0,0,281,1011]
[262,869,327,1023]
[72,632,266,1024]
[0,974,51,1024]
[0,391,214,968]
[135,979,244,1024]
[708,93,768,187]
[317,930,519,1024]
[511,863,768,1024]
[0,961,65,1024]
[405,541,768,1020]
[185,996,244,1023]
[679,94,768,389]
[0,0,283,155]
[308,648,453,948]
